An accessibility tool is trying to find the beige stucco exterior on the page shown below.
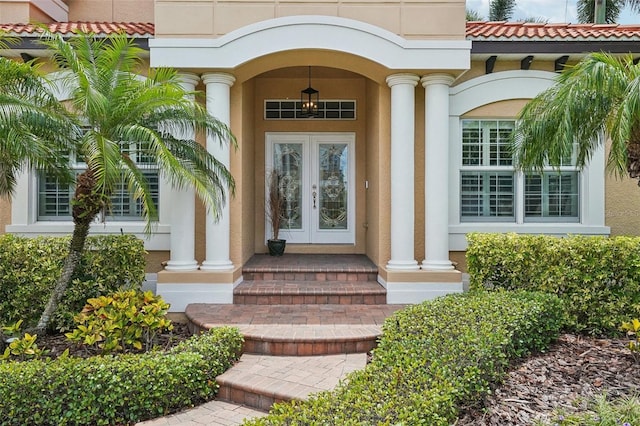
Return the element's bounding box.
[0,197,9,234]
[66,0,153,22]
[0,0,67,23]
[154,0,465,39]
[605,165,640,236]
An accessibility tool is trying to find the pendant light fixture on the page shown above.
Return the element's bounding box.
[300,66,319,118]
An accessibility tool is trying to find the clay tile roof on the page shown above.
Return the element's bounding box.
[0,22,154,37]
[466,21,640,41]
[2,21,640,42]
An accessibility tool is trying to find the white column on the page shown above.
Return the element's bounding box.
[165,73,200,271]
[200,72,235,271]
[421,74,455,270]
[385,74,420,270]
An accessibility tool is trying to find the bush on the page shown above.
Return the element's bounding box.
[466,233,640,335]
[0,234,146,332]
[244,290,565,426]
[66,290,173,355]
[0,327,243,426]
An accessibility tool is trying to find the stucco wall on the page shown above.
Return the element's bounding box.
[66,0,153,22]
[233,79,257,266]
[605,173,640,236]
[456,60,561,86]
[0,197,10,234]
[154,0,465,40]
[0,1,59,23]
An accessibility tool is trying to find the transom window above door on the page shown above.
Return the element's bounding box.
[264,100,356,120]
[460,119,579,223]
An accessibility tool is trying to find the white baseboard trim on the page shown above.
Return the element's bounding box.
[379,278,464,304]
[156,283,234,312]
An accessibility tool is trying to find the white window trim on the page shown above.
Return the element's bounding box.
[6,71,170,250]
[448,70,609,251]
[7,168,171,250]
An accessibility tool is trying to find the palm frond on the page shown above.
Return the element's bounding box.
[489,0,516,21]
[514,53,640,182]
[577,0,623,23]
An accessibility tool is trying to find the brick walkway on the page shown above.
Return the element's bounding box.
[138,254,403,425]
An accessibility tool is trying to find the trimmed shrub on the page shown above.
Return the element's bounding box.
[466,233,640,335]
[0,327,243,426]
[0,234,146,331]
[244,290,565,426]
[66,290,173,354]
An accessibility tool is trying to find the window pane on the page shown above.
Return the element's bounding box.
[525,172,579,221]
[461,171,515,221]
[488,121,514,166]
[524,174,543,217]
[38,172,73,219]
[108,171,159,219]
[462,120,482,166]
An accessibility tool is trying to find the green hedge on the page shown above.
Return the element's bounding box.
[0,327,243,426]
[244,290,564,426]
[0,234,146,331]
[466,233,640,335]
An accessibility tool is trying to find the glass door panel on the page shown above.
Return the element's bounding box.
[266,133,355,245]
[273,143,303,230]
[310,135,355,244]
[318,143,348,230]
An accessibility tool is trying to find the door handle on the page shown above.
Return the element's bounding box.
[312,184,317,209]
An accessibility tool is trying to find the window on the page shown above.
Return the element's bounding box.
[38,141,159,221]
[460,119,579,223]
[264,100,356,120]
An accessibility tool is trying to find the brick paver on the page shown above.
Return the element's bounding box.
[136,400,266,425]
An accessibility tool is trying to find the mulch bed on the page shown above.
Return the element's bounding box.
[456,334,639,425]
[34,322,193,359]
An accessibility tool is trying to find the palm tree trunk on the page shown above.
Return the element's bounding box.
[595,0,607,23]
[33,220,91,333]
[33,168,104,334]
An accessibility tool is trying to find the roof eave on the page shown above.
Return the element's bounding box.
[470,40,640,55]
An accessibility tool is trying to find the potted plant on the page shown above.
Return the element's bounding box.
[266,170,287,256]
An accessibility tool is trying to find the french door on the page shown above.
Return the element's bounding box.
[266,133,355,244]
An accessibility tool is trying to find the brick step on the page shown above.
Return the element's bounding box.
[185,304,405,355]
[242,254,378,282]
[241,324,382,355]
[233,280,387,305]
[216,353,367,412]
[242,270,377,282]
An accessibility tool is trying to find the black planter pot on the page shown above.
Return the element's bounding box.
[267,239,286,256]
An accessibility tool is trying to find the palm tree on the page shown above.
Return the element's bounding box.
[489,0,516,21]
[513,53,640,184]
[577,0,640,23]
[1,30,236,333]
[0,43,75,196]
[466,8,484,21]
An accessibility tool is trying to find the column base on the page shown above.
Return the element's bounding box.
[386,260,420,271]
[421,260,455,271]
[200,260,234,271]
[378,267,463,304]
[164,260,199,271]
[156,269,242,311]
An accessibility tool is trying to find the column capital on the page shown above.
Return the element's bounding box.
[420,73,455,88]
[202,72,236,87]
[177,72,200,89]
[386,73,419,88]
